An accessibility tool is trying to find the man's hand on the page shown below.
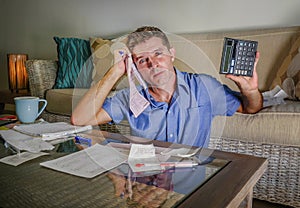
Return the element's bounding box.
[71,48,130,126]
[225,52,263,114]
[226,52,260,93]
[113,48,130,77]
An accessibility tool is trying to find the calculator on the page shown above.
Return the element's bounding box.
[220,37,258,77]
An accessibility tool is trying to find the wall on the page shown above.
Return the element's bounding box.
[1,0,300,89]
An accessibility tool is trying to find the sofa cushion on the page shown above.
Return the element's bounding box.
[211,100,300,147]
[45,88,88,116]
[53,37,93,89]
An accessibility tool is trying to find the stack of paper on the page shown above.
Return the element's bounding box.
[13,122,92,141]
[0,122,92,166]
[0,130,54,153]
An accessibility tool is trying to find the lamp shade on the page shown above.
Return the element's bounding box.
[7,54,29,92]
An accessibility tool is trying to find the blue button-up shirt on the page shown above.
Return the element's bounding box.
[103,69,241,147]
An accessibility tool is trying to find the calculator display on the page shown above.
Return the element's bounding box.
[220,37,258,77]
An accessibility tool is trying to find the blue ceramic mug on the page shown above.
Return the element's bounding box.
[14,96,47,123]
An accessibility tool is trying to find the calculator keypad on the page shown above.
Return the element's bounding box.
[234,40,257,76]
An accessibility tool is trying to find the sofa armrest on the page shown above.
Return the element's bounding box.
[26,60,58,98]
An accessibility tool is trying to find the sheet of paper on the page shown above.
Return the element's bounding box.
[40,144,127,178]
[262,85,288,107]
[0,130,54,153]
[128,144,164,172]
[13,122,92,140]
[129,143,156,158]
[0,152,49,166]
[127,57,149,118]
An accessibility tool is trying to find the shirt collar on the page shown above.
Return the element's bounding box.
[174,67,190,96]
[141,67,190,108]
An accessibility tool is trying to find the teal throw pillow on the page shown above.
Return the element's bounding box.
[53,37,93,89]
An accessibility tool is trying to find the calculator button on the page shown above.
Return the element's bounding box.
[231,60,235,67]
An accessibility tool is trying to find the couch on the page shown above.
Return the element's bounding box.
[26,26,300,207]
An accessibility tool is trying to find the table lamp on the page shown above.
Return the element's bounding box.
[7,54,29,93]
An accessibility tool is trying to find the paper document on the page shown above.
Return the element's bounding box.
[0,129,54,153]
[262,85,288,107]
[13,122,92,141]
[0,152,49,166]
[40,144,127,178]
[128,144,163,172]
[127,56,150,118]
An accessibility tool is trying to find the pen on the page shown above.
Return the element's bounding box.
[75,135,92,147]
[135,162,198,168]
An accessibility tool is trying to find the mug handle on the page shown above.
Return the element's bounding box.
[37,99,48,118]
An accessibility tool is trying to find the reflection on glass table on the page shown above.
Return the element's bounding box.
[107,155,228,207]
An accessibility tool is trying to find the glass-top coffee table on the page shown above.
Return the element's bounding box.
[0,130,267,208]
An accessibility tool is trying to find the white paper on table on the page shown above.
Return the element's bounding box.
[13,122,92,141]
[128,144,164,172]
[40,144,127,178]
[0,152,49,166]
[128,143,156,158]
[0,130,55,153]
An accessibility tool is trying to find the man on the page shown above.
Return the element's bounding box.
[71,26,262,147]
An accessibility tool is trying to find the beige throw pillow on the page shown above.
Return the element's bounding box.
[89,37,128,90]
[89,37,113,86]
[272,36,300,100]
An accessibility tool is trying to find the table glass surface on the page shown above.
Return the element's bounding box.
[0,138,229,208]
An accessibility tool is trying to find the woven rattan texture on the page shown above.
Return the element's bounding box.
[26,60,58,98]
[209,136,300,208]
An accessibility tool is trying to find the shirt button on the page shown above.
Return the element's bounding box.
[170,133,173,138]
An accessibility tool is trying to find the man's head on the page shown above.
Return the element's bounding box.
[126,26,176,90]
[126,26,171,52]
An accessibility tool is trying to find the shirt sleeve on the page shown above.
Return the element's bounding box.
[198,74,241,116]
[102,89,130,123]
[222,85,241,116]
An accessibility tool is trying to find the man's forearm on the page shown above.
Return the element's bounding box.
[71,67,123,125]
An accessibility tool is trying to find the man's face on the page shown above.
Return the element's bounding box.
[132,37,176,88]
